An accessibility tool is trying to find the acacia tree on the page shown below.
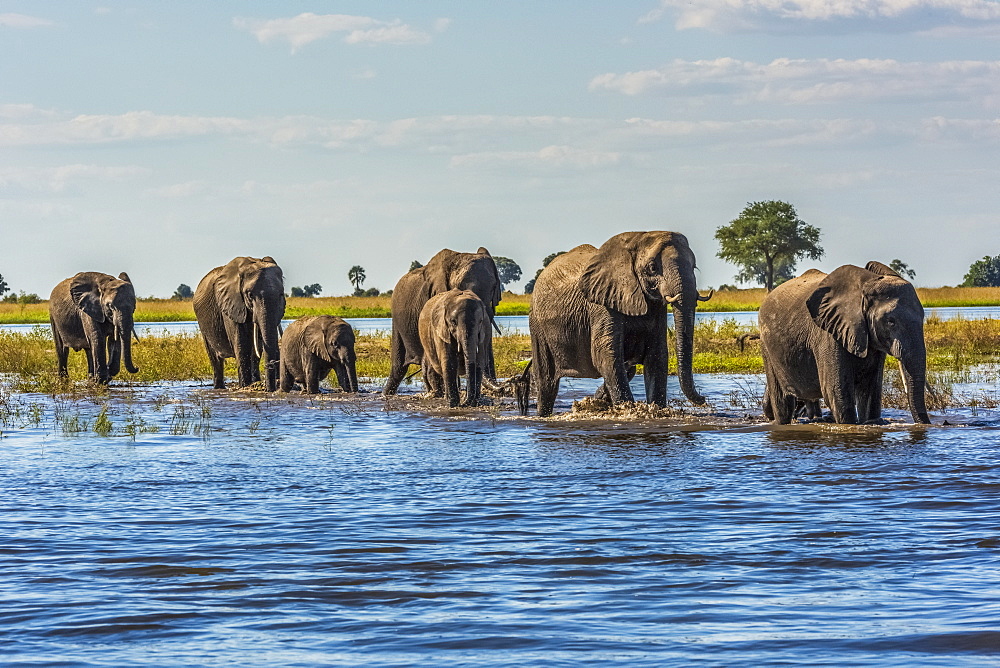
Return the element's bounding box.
[715,200,823,291]
[889,259,916,280]
[961,255,1000,287]
[493,256,522,291]
[348,266,366,295]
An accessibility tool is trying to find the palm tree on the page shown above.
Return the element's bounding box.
[348,265,366,293]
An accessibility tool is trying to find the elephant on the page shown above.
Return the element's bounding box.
[383,247,501,396]
[193,256,286,391]
[279,315,359,394]
[418,289,496,407]
[527,231,711,417]
[49,271,139,383]
[758,261,931,425]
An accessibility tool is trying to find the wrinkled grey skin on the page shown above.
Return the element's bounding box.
[418,289,492,408]
[528,231,709,417]
[759,261,930,425]
[49,271,139,384]
[193,256,286,391]
[279,315,358,394]
[383,247,501,396]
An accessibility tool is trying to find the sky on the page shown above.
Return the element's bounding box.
[2,1,999,298]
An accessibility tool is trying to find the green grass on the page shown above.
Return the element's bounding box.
[5,286,1000,324]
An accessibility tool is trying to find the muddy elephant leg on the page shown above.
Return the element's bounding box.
[52,327,70,378]
[233,325,256,387]
[383,330,409,395]
[279,359,294,392]
[644,351,668,407]
[302,358,321,394]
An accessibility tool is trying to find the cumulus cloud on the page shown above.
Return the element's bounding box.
[639,0,1000,33]
[590,58,1000,107]
[0,13,52,28]
[233,13,439,51]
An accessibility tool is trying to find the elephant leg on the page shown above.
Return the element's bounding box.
[821,369,858,424]
[383,330,409,396]
[304,361,321,395]
[52,327,70,378]
[279,358,293,392]
[233,326,256,387]
[91,336,110,384]
[444,345,460,408]
[643,351,668,407]
[595,358,634,405]
[854,362,884,423]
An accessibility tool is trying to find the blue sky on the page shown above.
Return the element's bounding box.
[2,1,999,297]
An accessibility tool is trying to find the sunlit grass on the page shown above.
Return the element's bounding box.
[4,286,1000,324]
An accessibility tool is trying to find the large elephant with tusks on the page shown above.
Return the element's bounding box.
[527,231,711,417]
[194,256,286,391]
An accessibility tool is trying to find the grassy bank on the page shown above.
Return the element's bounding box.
[5,286,1000,325]
[5,316,999,390]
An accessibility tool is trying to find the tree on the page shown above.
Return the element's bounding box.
[715,200,823,291]
[524,251,566,294]
[348,265,366,295]
[493,256,522,290]
[961,255,1000,287]
[889,259,916,281]
[0,274,9,298]
[172,283,193,300]
[409,260,423,271]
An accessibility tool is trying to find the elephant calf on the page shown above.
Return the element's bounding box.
[279,316,358,394]
[418,289,492,408]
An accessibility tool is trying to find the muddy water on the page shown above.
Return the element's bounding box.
[2,374,1000,666]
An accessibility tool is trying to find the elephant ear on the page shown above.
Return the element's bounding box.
[579,233,647,316]
[806,265,870,358]
[424,249,459,294]
[118,272,132,283]
[69,273,105,322]
[304,319,334,363]
[865,261,902,279]
[216,258,249,324]
[478,247,502,308]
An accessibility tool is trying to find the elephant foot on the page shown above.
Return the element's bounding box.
[863,418,890,426]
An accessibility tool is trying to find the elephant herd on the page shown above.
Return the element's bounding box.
[47,231,932,425]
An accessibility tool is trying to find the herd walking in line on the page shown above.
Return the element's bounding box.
[47,230,930,425]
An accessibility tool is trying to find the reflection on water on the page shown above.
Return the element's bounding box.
[1,375,999,666]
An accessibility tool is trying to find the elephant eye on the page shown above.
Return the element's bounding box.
[886,317,897,327]
[645,261,658,275]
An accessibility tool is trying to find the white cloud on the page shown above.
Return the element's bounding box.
[233,13,436,52]
[590,58,1000,107]
[641,0,1000,33]
[451,145,622,169]
[0,164,148,196]
[0,13,52,28]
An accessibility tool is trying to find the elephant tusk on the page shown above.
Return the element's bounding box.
[663,293,682,304]
[491,317,502,336]
[697,289,715,302]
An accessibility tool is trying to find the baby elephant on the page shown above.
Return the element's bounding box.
[279,316,359,394]
[418,289,492,407]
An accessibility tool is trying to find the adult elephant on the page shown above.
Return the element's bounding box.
[383,247,501,395]
[49,271,139,383]
[418,289,494,408]
[194,256,286,391]
[279,315,358,394]
[759,261,930,424]
[528,231,711,417]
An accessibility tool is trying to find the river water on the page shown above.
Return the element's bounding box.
[2,363,1000,666]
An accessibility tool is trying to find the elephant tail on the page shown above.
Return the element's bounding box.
[737,333,760,352]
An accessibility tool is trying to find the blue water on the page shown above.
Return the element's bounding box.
[2,370,1000,666]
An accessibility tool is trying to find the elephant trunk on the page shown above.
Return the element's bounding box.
[671,298,705,405]
[898,345,931,424]
[115,310,139,375]
[463,331,482,406]
[255,302,282,392]
[342,351,359,393]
